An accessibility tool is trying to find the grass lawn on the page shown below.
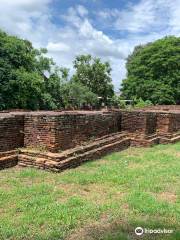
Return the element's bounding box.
[0,143,180,240]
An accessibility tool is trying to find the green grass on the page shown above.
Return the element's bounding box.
[0,143,180,240]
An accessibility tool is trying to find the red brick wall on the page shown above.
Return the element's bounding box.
[0,114,24,152]
[121,111,157,136]
[138,105,180,111]
[24,112,121,151]
[172,113,180,132]
[157,113,180,135]
[24,115,57,151]
[0,109,179,154]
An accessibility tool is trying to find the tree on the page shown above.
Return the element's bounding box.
[121,36,180,104]
[61,80,98,109]
[0,30,67,110]
[0,31,116,110]
[72,55,114,104]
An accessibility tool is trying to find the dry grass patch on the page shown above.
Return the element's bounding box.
[155,192,177,203]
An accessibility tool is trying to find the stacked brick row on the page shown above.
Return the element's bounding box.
[0,114,24,152]
[24,112,121,152]
[121,111,157,137]
[157,113,180,137]
[0,108,180,171]
[24,115,57,152]
[0,150,18,170]
[139,105,180,111]
[19,133,130,172]
[55,112,121,151]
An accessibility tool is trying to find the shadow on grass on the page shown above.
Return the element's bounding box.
[66,219,180,240]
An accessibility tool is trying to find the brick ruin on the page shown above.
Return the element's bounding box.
[24,111,121,152]
[0,106,180,172]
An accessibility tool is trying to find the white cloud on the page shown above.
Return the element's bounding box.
[115,0,157,32]
[0,0,50,9]
[77,5,88,17]
[97,0,180,35]
[0,0,52,46]
[47,42,70,52]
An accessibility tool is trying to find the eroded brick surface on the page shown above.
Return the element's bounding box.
[24,111,121,151]
[121,111,157,137]
[0,107,179,171]
[0,114,24,152]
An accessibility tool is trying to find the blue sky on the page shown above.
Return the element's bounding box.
[0,0,180,90]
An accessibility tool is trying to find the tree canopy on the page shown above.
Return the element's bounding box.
[0,30,67,110]
[72,55,114,104]
[1,30,179,110]
[121,36,180,104]
[0,31,104,110]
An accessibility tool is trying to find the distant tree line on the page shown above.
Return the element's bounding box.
[0,30,179,110]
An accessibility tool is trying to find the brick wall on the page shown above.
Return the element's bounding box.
[24,111,121,151]
[172,113,180,132]
[156,112,180,135]
[0,150,18,169]
[121,111,157,136]
[24,115,57,151]
[0,109,179,154]
[0,114,24,152]
[139,105,180,111]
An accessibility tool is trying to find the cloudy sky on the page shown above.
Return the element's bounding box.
[0,0,180,90]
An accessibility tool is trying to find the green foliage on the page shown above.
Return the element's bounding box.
[0,31,116,110]
[0,30,67,110]
[61,80,98,109]
[72,55,114,104]
[5,68,45,110]
[121,36,180,104]
[110,95,127,109]
[134,98,153,108]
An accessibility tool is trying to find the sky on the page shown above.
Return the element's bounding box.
[0,0,180,91]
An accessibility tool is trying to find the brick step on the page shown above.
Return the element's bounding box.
[49,138,131,171]
[159,137,171,144]
[158,131,180,139]
[20,132,127,162]
[171,132,180,137]
[0,150,18,158]
[0,154,18,170]
[148,137,160,144]
[18,138,130,172]
[131,136,160,147]
[145,134,158,140]
[89,132,126,141]
[46,138,130,167]
[159,134,180,144]
[170,135,180,143]
[18,155,46,164]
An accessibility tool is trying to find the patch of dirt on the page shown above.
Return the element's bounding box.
[55,183,126,206]
[122,203,129,211]
[79,184,126,205]
[127,162,142,169]
[174,152,180,157]
[66,218,130,240]
[155,192,177,203]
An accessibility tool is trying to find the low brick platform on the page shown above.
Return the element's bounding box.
[0,107,179,172]
[18,131,180,172]
[18,133,131,172]
[0,150,18,170]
